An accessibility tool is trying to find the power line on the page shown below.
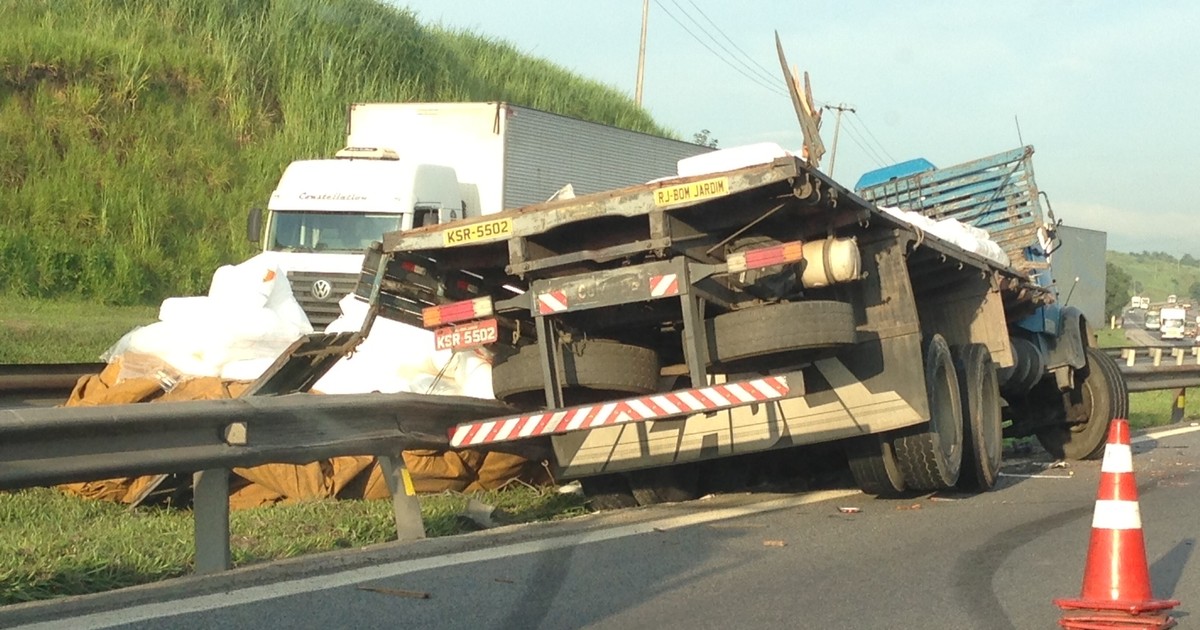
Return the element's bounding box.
[652,0,788,98]
[680,0,782,88]
[840,116,888,165]
[846,111,897,164]
[839,119,890,169]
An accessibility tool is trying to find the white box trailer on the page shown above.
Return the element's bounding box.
[345,102,713,216]
[251,102,712,327]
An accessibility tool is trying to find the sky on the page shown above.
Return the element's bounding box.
[394,1,1200,255]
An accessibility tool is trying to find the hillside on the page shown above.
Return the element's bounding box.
[0,0,672,305]
[1106,251,1200,309]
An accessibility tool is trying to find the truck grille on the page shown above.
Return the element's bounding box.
[286,271,360,330]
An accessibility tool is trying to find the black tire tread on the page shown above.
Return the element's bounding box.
[893,334,963,491]
[579,475,638,511]
[706,300,855,368]
[954,344,1003,492]
[1036,347,1125,461]
[491,339,660,403]
[627,465,700,506]
[846,436,907,496]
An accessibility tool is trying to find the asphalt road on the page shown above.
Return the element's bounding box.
[3,424,1197,630]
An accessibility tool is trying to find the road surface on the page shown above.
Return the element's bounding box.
[2,424,1197,630]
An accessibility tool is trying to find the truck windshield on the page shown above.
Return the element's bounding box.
[267,211,403,253]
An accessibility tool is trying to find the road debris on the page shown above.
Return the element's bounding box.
[1045,460,1070,469]
[998,471,1073,479]
[928,495,959,502]
[461,498,496,529]
[763,539,787,547]
[358,586,431,599]
[896,503,922,511]
[837,506,861,514]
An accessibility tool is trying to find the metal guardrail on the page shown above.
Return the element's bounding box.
[0,392,512,489]
[0,390,516,573]
[1105,345,1200,393]
[0,362,104,407]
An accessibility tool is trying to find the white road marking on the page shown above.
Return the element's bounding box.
[11,490,860,630]
[1133,424,1200,443]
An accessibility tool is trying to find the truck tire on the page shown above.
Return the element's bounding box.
[846,434,907,496]
[705,300,855,372]
[491,339,660,408]
[892,334,964,491]
[1036,347,1126,460]
[626,464,701,506]
[954,344,1003,491]
[579,474,639,511]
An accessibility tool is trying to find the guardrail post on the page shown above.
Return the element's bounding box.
[193,468,231,574]
[1153,348,1163,367]
[1127,350,1137,368]
[1193,347,1200,364]
[379,453,425,541]
[1171,388,1187,423]
[1174,348,1185,366]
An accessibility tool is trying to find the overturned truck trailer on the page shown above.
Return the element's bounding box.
[334,144,1122,505]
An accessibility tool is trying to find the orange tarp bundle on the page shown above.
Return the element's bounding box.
[56,360,547,509]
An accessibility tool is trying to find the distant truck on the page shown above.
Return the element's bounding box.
[273,143,1123,507]
[1159,306,1187,340]
[246,102,711,327]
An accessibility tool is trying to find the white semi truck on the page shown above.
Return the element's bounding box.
[246,102,712,327]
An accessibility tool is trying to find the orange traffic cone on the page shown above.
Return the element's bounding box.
[1054,419,1179,629]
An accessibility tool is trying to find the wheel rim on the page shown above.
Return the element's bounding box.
[931,358,962,473]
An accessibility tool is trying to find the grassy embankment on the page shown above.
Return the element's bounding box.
[0,0,672,307]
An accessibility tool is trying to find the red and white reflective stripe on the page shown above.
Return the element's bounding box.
[649,274,680,297]
[726,240,804,273]
[537,290,569,314]
[422,297,493,328]
[449,375,790,447]
[400,260,427,275]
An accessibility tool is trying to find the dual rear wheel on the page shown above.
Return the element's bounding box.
[848,337,1002,496]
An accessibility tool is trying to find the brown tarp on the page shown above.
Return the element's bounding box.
[57,360,547,509]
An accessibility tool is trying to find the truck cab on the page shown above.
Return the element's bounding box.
[249,147,468,327]
[1159,306,1187,340]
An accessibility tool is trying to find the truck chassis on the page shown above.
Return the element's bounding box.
[330,148,1125,502]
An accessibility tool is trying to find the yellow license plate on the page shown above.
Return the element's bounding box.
[653,176,730,207]
[442,217,513,247]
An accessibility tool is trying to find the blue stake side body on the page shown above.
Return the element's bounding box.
[855,146,1082,382]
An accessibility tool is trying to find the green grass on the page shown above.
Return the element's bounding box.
[0,485,587,605]
[0,296,158,363]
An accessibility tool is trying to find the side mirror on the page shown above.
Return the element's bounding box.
[247,207,263,243]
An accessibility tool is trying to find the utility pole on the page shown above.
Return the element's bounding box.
[823,103,855,178]
[635,0,649,106]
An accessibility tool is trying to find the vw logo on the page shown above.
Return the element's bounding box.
[311,279,333,300]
